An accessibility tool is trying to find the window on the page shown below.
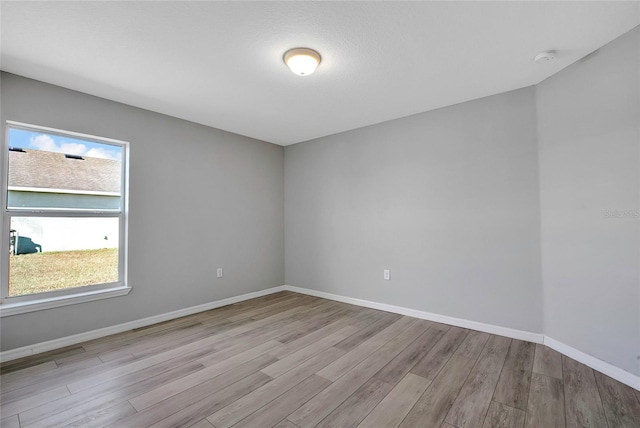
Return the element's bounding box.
[1,121,130,316]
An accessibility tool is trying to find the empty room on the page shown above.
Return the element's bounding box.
[0,1,639,427]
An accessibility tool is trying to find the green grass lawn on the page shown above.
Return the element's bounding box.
[9,248,118,297]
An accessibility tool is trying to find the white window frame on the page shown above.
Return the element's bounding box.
[0,121,130,317]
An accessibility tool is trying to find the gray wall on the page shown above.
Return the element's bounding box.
[285,87,543,333]
[0,72,284,351]
[537,27,640,375]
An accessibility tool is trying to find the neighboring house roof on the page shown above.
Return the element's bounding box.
[8,149,121,194]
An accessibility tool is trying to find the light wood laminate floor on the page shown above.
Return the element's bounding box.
[1,291,639,428]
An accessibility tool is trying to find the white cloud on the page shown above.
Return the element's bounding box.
[85,147,121,160]
[29,134,121,160]
[59,142,88,156]
[30,134,57,151]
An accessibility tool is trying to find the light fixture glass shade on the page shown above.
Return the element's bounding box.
[283,48,321,76]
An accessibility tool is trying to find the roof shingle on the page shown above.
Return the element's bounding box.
[8,149,121,194]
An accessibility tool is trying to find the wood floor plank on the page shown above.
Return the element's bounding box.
[58,349,126,367]
[481,401,525,428]
[97,322,212,362]
[268,317,352,359]
[251,299,323,322]
[272,303,350,344]
[19,360,204,427]
[262,326,358,378]
[82,318,202,353]
[0,357,107,403]
[455,330,490,360]
[189,420,216,428]
[315,378,393,428]
[532,344,562,379]
[348,308,397,330]
[78,358,203,402]
[273,302,358,339]
[316,317,419,382]
[211,306,307,335]
[195,324,293,368]
[66,314,296,395]
[228,297,306,321]
[289,320,425,428]
[98,352,136,365]
[277,308,356,345]
[0,361,57,383]
[264,311,362,358]
[65,341,221,394]
[333,312,403,352]
[207,347,346,428]
[273,419,300,428]
[563,357,607,428]
[525,373,565,428]
[114,361,274,428]
[215,293,298,315]
[66,344,214,395]
[493,339,535,410]
[130,315,202,333]
[444,335,511,428]
[594,371,640,428]
[130,340,281,411]
[1,377,69,408]
[62,400,136,428]
[143,372,273,428]
[0,415,20,428]
[0,345,85,374]
[1,354,106,393]
[231,375,330,428]
[409,326,469,381]
[0,385,69,418]
[256,297,321,317]
[374,327,446,386]
[199,310,300,340]
[430,322,453,332]
[358,373,431,428]
[400,355,476,428]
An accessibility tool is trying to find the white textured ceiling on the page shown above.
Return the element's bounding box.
[1,1,638,146]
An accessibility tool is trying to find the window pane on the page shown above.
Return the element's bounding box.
[6,127,122,210]
[9,217,119,297]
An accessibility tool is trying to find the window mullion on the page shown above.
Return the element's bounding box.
[5,210,122,218]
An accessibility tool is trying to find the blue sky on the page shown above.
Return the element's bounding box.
[8,128,122,160]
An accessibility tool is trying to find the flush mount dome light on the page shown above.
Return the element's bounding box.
[283,48,321,76]
[534,50,556,63]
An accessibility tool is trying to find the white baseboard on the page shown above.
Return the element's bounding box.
[0,286,286,363]
[544,336,640,391]
[3,284,638,392]
[282,285,544,344]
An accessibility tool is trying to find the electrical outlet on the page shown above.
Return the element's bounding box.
[383,269,390,280]
[216,268,223,278]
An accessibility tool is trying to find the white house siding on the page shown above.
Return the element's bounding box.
[11,216,118,254]
[8,190,119,210]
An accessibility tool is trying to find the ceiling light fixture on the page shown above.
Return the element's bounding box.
[534,50,556,63]
[283,48,321,76]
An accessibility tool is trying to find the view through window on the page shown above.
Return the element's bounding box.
[3,122,127,301]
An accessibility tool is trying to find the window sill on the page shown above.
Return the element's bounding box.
[0,286,131,317]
